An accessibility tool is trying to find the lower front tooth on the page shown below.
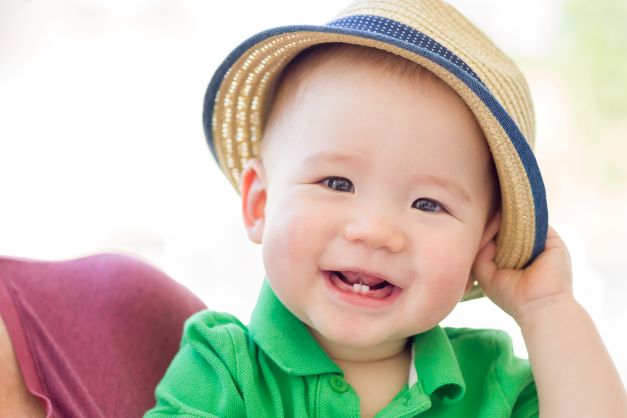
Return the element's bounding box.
[352,283,370,293]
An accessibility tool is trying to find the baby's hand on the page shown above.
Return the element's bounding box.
[472,222,574,326]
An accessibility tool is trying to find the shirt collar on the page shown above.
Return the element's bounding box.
[249,280,466,403]
[411,325,466,403]
[249,280,342,376]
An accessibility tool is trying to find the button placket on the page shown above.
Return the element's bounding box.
[317,374,360,418]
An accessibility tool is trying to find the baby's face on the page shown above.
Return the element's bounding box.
[242,57,497,354]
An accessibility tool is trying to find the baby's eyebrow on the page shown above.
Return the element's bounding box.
[302,150,363,168]
[414,174,471,204]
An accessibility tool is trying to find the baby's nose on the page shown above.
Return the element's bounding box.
[343,213,406,253]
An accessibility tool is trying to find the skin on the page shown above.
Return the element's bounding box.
[241,52,627,417]
[0,316,46,417]
[241,56,500,415]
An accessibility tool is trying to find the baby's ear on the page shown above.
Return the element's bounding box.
[240,159,267,244]
[479,210,501,251]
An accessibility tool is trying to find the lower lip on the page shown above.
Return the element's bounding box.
[322,271,402,309]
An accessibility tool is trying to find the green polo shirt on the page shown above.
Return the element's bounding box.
[146,282,538,417]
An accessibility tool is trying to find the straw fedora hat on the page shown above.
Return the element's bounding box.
[202,0,548,300]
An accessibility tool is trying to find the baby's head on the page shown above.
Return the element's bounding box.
[239,43,501,354]
[203,0,547,355]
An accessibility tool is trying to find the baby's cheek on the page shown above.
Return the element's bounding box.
[262,199,325,276]
[421,234,475,287]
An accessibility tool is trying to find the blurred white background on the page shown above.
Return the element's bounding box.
[1,0,625,383]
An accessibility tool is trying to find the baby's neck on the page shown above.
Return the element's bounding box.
[333,342,412,418]
[310,327,409,363]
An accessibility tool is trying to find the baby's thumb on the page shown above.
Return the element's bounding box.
[473,211,500,286]
[472,239,497,287]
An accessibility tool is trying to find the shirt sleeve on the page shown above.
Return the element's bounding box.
[144,311,247,418]
[510,381,539,418]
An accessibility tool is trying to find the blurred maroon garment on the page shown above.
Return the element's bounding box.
[0,253,206,418]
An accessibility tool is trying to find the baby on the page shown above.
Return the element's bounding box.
[146,1,627,417]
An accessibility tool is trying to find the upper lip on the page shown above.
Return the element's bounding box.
[327,267,401,288]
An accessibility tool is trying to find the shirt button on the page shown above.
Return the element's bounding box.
[329,375,349,393]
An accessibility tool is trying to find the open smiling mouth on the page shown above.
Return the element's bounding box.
[328,270,398,300]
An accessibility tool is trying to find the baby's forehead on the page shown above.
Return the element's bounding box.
[261,44,450,152]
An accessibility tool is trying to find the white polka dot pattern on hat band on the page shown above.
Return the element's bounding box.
[329,15,482,84]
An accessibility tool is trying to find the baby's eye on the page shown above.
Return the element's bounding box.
[412,198,443,213]
[321,176,354,193]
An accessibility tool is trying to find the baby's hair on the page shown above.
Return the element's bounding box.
[263,42,501,219]
[285,42,443,87]
[264,43,444,128]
